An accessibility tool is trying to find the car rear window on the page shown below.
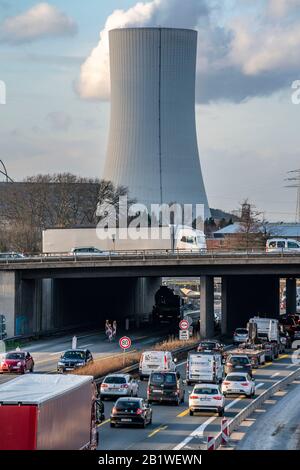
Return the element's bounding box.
[235,329,248,334]
[230,357,250,365]
[150,373,176,385]
[199,342,216,349]
[227,375,247,382]
[194,387,218,395]
[116,400,140,410]
[5,352,25,360]
[105,376,126,384]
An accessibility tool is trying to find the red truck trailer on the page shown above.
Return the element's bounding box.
[0,374,98,450]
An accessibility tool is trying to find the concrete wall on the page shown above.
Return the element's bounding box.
[0,271,16,338]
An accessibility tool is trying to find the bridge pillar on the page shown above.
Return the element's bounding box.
[0,271,17,339]
[221,275,280,336]
[286,278,297,314]
[200,276,214,339]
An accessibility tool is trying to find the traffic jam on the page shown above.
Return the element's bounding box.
[0,313,299,452]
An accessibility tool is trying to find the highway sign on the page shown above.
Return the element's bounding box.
[179,330,190,341]
[119,336,131,350]
[179,319,189,330]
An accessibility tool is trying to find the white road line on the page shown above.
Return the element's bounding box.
[271,372,280,378]
[173,383,264,451]
[80,344,93,348]
[50,351,64,356]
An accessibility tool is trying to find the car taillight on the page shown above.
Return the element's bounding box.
[189,395,199,399]
[120,384,129,388]
[227,362,232,366]
[112,407,117,414]
[212,396,222,400]
[223,382,230,385]
[101,383,108,388]
[136,408,143,415]
[241,383,248,386]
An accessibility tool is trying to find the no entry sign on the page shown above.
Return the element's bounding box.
[119,336,131,350]
[179,319,189,330]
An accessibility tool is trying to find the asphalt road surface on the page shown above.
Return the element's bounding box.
[0,326,169,385]
[97,351,299,451]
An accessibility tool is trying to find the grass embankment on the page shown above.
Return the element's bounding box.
[73,334,199,378]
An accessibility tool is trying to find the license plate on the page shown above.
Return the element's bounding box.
[153,389,163,393]
[66,368,73,371]
[121,419,132,422]
[231,389,240,393]
[236,366,243,369]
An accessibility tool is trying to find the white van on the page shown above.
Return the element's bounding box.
[266,238,300,253]
[186,352,224,385]
[139,350,176,380]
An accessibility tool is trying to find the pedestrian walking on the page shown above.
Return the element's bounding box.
[112,320,117,340]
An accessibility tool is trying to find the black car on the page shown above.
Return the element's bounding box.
[57,349,93,372]
[225,354,253,377]
[197,340,224,355]
[110,397,152,428]
[147,371,185,405]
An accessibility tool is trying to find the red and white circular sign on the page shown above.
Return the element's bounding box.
[119,336,131,350]
[179,319,189,330]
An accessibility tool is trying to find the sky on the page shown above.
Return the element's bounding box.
[0,0,300,221]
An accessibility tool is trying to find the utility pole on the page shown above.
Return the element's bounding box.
[0,160,14,183]
[285,169,300,222]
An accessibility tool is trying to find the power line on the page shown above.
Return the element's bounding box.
[285,169,300,222]
[0,160,14,183]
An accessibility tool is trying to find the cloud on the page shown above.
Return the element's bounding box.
[77,0,300,103]
[0,2,77,44]
[46,112,72,132]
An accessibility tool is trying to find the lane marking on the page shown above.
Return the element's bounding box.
[271,372,280,378]
[177,409,189,418]
[148,425,168,438]
[97,419,110,428]
[80,344,93,348]
[173,383,264,450]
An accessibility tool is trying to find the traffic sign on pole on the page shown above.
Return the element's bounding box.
[119,336,131,350]
[179,330,190,341]
[179,319,189,330]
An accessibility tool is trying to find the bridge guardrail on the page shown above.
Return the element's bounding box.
[1,249,300,266]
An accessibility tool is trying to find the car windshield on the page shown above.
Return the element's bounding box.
[199,342,216,349]
[150,373,176,385]
[5,352,25,360]
[194,387,218,395]
[230,357,249,365]
[235,329,248,334]
[116,400,140,410]
[105,376,126,384]
[62,351,85,360]
[227,375,248,382]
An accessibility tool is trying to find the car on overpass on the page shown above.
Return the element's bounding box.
[110,397,152,428]
[71,247,111,256]
[266,238,300,253]
[57,349,93,372]
[0,252,25,260]
[0,350,34,374]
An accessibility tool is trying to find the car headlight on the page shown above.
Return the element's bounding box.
[17,362,22,367]
[57,362,64,366]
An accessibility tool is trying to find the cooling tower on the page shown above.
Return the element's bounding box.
[103,27,210,218]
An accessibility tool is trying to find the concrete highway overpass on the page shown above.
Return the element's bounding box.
[1,252,299,339]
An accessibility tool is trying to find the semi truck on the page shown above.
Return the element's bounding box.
[42,226,206,254]
[152,286,183,324]
[0,374,99,450]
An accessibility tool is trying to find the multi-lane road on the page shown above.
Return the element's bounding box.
[0,327,168,385]
[97,350,300,451]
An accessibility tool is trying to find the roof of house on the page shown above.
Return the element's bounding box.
[214,223,300,237]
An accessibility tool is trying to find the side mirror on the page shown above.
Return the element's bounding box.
[176,372,181,379]
[182,379,187,385]
[174,358,178,363]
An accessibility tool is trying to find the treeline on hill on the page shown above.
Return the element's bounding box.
[0,173,134,253]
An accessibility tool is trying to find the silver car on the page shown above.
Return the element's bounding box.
[100,374,139,399]
[233,328,248,345]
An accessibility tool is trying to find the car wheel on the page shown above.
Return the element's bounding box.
[218,409,224,417]
[189,410,194,416]
[149,416,152,425]
[186,380,191,386]
[141,421,146,428]
[110,422,116,428]
[30,366,34,373]
[130,390,133,397]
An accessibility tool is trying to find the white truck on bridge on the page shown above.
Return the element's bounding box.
[42,226,206,254]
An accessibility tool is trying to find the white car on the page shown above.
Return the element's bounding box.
[71,247,111,256]
[233,328,248,345]
[188,383,225,417]
[222,373,255,398]
[100,374,139,399]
